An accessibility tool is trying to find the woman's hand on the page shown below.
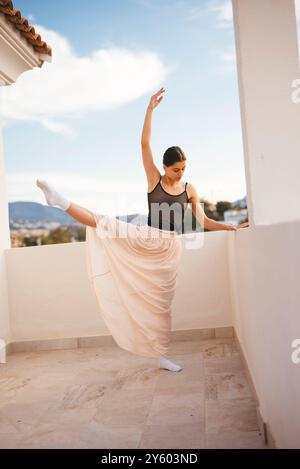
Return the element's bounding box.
[148,87,165,110]
[236,221,249,229]
[226,221,249,231]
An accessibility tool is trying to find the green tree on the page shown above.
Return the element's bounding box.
[75,227,86,242]
[216,201,232,220]
[42,227,72,245]
[22,236,39,247]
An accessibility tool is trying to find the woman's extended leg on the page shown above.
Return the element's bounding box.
[36,179,97,228]
[66,202,96,228]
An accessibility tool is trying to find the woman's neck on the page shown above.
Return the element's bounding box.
[162,175,181,187]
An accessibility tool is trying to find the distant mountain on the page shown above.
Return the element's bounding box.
[9,198,246,226]
[9,202,79,224]
[231,196,247,209]
[116,213,148,225]
[8,202,149,226]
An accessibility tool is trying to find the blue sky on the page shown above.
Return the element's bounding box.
[1,0,300,216]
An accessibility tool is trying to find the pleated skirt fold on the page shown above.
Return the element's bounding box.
[85,213,183,357]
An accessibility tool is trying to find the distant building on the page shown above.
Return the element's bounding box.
[224,209,248,225]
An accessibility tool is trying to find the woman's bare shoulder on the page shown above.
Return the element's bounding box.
[186,182,199,202]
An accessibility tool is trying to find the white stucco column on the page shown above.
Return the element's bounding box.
[0,94,11,348]
[0,11,51,354]
[232,0,300,225]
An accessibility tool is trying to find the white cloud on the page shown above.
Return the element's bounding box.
[208,0,233,28]
[131,0,185,12]
[27,14,35,22]
[0,25,172,135]
[221,49,236,63]
[185,7,204,22]
[209,46,236,76]
[296,0,300,21]
[186,1,233,27]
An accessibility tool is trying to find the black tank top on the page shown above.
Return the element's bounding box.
[147,176,189,234]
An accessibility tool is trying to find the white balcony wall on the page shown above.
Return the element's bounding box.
[4,231,233,343]
[229,221,300,448]
[231,0,300,448]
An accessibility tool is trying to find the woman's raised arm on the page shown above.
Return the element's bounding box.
[141,87,165,145]
[141,88,165,183]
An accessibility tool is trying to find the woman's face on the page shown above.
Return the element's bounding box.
[163,161,186,181]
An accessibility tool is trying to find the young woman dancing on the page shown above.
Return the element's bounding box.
[36,87,249,372]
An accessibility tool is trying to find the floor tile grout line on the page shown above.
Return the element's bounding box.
[136,364,160,449]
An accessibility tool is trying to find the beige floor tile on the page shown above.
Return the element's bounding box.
[205,371,253,400]
[0,374,33,404]
[157,369,204,392]
[139,422,205,449]
[37,407,98,429]
[205,398,259,433]
[79,420,144,449]
[0,400,51,434]
[17,423,87,449]
[46,382,108,411]
[147,389,204,427]
[0,430,24,449]
[215,327,234,338]
[204,354,245,374]
[0,338,262,449]
[93,395,152,427]
[205,430,266,449]
[0,411,21,435]
[113,366,160,391]
[167,341,204,355]
[201,340,240,359]
[155,381,204,397]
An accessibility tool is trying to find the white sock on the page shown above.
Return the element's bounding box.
[158,355,183,372]
[36,179,71,211]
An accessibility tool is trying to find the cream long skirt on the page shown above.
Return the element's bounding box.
[85,213,183,358]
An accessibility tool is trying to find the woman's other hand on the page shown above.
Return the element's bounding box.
[226,221,249,231]
[148,87,165,110]
[235,221,249,230]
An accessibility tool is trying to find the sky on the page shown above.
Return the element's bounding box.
[1,0,300,216]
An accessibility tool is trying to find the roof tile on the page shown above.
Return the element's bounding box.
[0,0,52,57]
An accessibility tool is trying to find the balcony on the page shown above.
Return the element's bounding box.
[0,326,265,449]
[2,220,299,448]
[1,0,300,450]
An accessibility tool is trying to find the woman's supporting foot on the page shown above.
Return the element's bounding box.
[158,356,183,372]
[36,179,71,211]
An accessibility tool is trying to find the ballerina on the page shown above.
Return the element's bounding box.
[36,87,249,373]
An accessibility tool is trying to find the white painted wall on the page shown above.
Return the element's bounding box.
[175,231,233,330]
[232,0,300,226]
[4,231,233,342]
[231,0,300,448]
[229,221,300,449]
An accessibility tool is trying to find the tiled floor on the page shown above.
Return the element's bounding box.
[0,337,267,449]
